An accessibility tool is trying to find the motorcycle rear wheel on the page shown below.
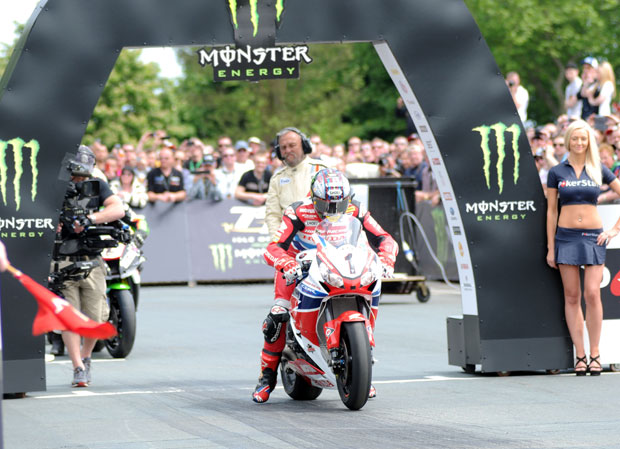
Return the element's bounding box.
[105,289,136,358]
[336,321,372,410]
[280,358,323,400]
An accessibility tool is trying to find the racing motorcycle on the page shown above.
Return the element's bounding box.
[99,208,148,358]
[280,214,382,410]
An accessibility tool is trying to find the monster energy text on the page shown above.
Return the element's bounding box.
[0,216,54,239]
[0,138,40,211]
[197,45,312,82]
[465,200,536,221]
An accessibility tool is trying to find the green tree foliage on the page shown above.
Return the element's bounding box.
[83,49,192,147]
[174,43,401,145]
[464,0,619,123]
[0,22,24,79]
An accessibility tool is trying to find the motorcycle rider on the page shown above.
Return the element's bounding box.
[52,145,125,387]
[252,168,398,403]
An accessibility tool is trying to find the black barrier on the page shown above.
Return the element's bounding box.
[1,0,585,391]
[141,200,273,283]
[141,185,455,285]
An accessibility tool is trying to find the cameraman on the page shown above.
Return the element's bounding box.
[54,145,124,387]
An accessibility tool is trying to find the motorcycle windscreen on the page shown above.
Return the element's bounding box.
[314,215,363,249]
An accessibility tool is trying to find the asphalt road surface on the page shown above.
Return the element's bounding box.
[4,282,620,448]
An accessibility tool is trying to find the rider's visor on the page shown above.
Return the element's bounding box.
[313,197,349,218]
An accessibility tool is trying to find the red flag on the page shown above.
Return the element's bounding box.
[7,265,117,339]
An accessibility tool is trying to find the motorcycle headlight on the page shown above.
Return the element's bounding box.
[327,272,344,288]
[360,271,376,286]
[319,261,344,288]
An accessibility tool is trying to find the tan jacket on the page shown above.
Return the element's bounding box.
[265,156,329,238]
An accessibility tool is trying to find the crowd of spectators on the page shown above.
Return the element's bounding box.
[91,57,617,210]
[528,58,619,203]
[90,124,439,209]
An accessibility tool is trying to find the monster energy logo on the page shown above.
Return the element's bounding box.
[472,122,521,194]
[210,243,233,272]
[0,138,40,211]
[227,0,285,37]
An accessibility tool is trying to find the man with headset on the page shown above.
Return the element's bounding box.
[264,127,329,238]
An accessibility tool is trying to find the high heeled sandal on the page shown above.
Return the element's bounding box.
[589,355,602,376]
[575,355,588,376]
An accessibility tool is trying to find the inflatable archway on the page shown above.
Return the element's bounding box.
[0,0,570,393]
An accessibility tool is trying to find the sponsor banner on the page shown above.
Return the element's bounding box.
[0,138,53,240]
[465,122,536,222]
[374,42,475,313]
[141,200,273,283]
[197,45,312,82]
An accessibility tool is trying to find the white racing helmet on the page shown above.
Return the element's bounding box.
[311,168,352,218]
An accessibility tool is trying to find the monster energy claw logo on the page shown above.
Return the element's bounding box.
[472,122,521,194]
[210,243,234,272]
[0,138,40,211]
[228,0,285,37]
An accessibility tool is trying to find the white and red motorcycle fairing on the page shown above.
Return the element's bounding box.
[281,214,381,410]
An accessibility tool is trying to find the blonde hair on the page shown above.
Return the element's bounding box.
[598,61,617,97]
[565,120,602,185]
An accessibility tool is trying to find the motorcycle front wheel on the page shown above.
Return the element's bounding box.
[336,321,372,410]
[105,289,136,358]
[280,358,323,401]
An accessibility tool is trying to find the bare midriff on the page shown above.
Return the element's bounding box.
[558,204,602,229]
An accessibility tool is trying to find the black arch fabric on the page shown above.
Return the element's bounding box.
[0,0,570,394]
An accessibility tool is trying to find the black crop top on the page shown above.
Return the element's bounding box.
[547,161,616,206]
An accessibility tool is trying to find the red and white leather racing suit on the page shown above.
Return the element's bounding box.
[259,197,398,373]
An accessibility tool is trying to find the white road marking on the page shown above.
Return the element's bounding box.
[32,372,620,400]
[33,388,184,399]
[48,359,126,365]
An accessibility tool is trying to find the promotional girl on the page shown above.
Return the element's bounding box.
[546,120,620,375]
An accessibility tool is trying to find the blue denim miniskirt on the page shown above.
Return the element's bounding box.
[555,227,606,266]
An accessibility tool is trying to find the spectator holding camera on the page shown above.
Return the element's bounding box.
[235,150,272,205]
[146,148,187,203]
[378,153,401,178]
[506,71,529,123]
[187,154,221,202]
[183,139,205,172]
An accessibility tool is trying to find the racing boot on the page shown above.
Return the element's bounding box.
[252,350,281,403]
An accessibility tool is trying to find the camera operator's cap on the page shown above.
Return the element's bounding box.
[202,154,215,165]
[235,140,250,152]
[248,136,261,145]
[581,56,598,68]
[565,62,578,70]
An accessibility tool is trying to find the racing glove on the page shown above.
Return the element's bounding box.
[380,255,395,279]
[275,258,303,285]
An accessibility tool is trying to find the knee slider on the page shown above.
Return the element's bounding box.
[262,305,290,343]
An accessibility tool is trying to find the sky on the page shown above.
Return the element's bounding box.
[0,0,183,78]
